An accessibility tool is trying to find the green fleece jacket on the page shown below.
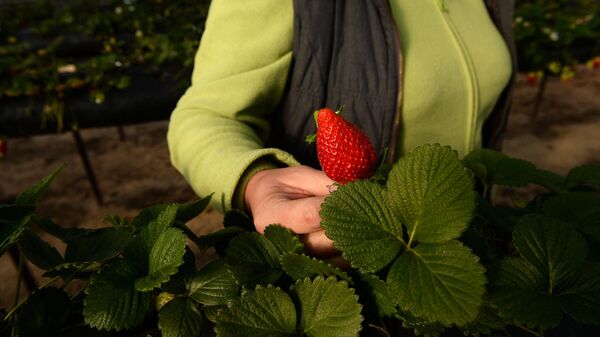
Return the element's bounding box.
[167,0,512,211]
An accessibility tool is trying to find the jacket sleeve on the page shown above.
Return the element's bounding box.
[167,0,299,212]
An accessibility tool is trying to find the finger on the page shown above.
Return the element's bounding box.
[255,195,325,234]
[300,230,337,257]
[280,166,334,196]
[322,254,352,271]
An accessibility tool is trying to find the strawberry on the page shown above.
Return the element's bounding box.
[307,108,377,184]
[0,138,5,159]
[526,72,538,85]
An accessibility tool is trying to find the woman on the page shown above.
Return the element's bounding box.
[167,0,516,256]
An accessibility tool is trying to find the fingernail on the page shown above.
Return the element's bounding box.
[327,184,338,193]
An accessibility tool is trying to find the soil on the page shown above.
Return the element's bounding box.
[1,66,599,309]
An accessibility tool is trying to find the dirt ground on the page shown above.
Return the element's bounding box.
[1,66,599,309]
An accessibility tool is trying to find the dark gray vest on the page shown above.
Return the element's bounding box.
[268,0,516,168]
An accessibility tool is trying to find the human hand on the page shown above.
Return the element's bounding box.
[244,165,337,256]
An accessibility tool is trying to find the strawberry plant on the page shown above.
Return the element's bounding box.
[1,144,600,337]
[514,0,600,79]
[514,0,600,122]
[0,0,210,130]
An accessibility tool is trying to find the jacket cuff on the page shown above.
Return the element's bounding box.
[231,156,287,212]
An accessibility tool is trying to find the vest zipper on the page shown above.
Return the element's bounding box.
[437,6,480,152]
[381,0,404,163]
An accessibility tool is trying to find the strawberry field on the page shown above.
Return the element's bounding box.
[2,0,600,336]
[1,72,600,336]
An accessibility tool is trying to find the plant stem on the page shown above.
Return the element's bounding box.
[530,74,548,125]
[176,222,202,247]
[515,323,541,337]
[367,323,391,337]
[39,275,60,289]
[13,247,23,309]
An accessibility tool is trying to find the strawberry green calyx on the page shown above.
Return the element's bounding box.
[305,134,317,144]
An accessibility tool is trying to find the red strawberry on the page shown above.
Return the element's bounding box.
[0,138,5,158]
[309,108,376,184]
[526,72,538,85]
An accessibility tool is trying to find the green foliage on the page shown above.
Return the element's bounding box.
[83,260,152,331]
[158,297,208,337]
[281,253,351,282]
[187,260,240,306]
[2,145,600,336]
[224,233,283,287]
[0,0,211,128]
[14,287,71,337]
[322,144,484,326]
[214,285,297,337]
[387,241,486,326]
[490,215,596,328]
[293,276,362,337]
[514,0,600,76]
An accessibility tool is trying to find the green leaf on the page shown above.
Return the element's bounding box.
[0,205,34,255]
[531,169,567,193]
[19,229,64,270]
[176,194,213,223]
[124,204,179,273]
[464,149,568,192]
[103,215,134,231]
[15,287,71,337]
[203,305,222,324]
[542,192,600,241]
[131,204,169,228]
[188,260,240,306]
[461,304,506,336]
[474,195,517,233]
[281,253,351,282]
[513,215,587,290]
[320,180,403,272]
[144,204,179,243]
[43,261,103,278]
[15,164,64,205]
[387,144,476,243]
[223,209,255,231]
[84,260,151,331]
[35,216,93,242]
[395,311,445,337]
[65,228,132,262]
[463,149,538,187]
[135,227,187,291]
[293,276,363,337]
[565,164,600,189]
[560,262,600,325]
[158,297,208,337]
[195,226,247,253]
[214,285,297,337]
[264,225,304,255]
[161,249,197,294]
[130,203,178,232]
[387,241,486,326]
[354,273,396,317]
[225,232,283,287]
[490,258,563,328]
